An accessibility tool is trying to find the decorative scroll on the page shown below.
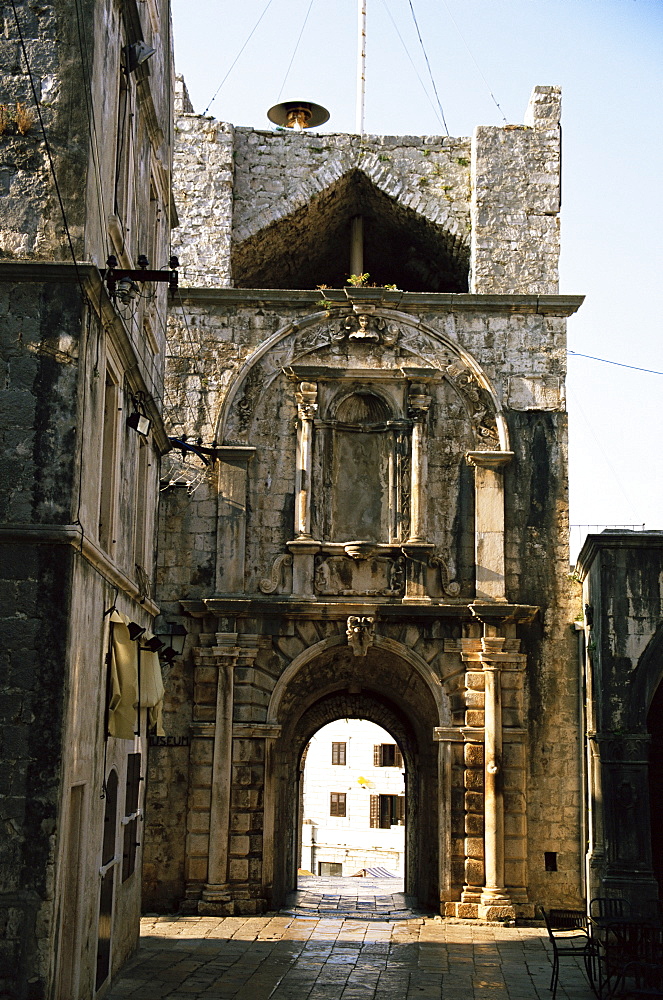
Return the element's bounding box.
[346,616,376,657]
[428,552,461,597]
[259,553,293,595]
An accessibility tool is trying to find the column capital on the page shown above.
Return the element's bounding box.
[466,450,514,469]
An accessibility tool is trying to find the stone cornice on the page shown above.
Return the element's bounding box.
[0,523,159,615]
[180,596,540,624]
[174,286,584,317]
[575,531,663,581]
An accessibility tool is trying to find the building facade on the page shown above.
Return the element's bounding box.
[300,720,406,877]
[576,531,663,910]
[0,2,174,997]
[144,83,586,922]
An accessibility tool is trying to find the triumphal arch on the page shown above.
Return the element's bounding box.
[143,82,584,920]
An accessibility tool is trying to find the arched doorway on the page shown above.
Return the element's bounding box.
[299,719,406,881]
[264,638,446,911]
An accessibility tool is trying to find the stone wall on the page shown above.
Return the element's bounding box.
[171,85,560,295]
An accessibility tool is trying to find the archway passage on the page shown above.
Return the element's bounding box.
[299,719,406,880]
[647,678,663,897]
[231,170,469,291]
[266,640,443,912]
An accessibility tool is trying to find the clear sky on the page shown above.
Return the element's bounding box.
[171,0,663,560]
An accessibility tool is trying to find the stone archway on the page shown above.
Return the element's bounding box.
[263,640,445,911]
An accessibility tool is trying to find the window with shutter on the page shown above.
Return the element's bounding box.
[332,742,346,765]
[330,792,346,817]
[370,794,380,828]
[396,795,405,824]
[375,743,401,766]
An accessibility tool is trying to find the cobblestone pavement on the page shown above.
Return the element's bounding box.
[283,875,421,920]
[107,907,595,1000]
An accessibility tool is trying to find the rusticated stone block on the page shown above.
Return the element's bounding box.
[464,743,484,767]
[229,859,249,881]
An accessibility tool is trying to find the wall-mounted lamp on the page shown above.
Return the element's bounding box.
[127,395,151,437]
[142,635,164,654]
[125,41,156,74]
[128,622,146,641]
[153,618,188,663]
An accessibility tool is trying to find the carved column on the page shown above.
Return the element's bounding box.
[216,447,256,594]
[481,652,507,912]
[198,632,240,914]
[466,451,513,601]
[286,382,320,598]
[444,630,528,921]
[294,382,317,538]
[403,385,433,601]
[406,384,430,544]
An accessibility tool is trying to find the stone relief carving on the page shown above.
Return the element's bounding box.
[314,553,405,597]
[333,313,400,345]
[258,552,293,594]
[445,361,499,448]
[225,316,502,450]
[346,616,376,657]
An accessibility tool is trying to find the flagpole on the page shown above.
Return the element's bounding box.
[356,0,366,135]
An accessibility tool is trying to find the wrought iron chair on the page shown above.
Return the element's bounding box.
[541,907,599,1000]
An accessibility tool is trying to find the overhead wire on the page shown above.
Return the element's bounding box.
[405,0,449,136]
[277,0,317,103]
[438,0,508,125]
[380,0,448,133]
[203,0,277,115]
[567,350,663,376]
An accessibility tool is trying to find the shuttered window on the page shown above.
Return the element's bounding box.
[374,743,403,767]
[331,742,346,765]
[330,792,346,817]
[371,794,406,828]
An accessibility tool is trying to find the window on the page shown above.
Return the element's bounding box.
[374,743,403,767]
[370,794,405,829]
[122,753,141,882]
[99,368,120,552]
[319,862,343,876]
[331,742,346,765]
[330,792,346,817]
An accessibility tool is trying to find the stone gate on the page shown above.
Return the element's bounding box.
[143,83,585,920]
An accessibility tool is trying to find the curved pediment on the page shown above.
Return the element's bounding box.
[231,169,469,292]
[218,307,508,451]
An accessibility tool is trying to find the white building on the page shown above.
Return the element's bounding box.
[301,720,406,877]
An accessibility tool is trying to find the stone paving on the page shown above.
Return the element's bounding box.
[107,880,595,1000]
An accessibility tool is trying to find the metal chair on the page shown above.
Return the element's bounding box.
[589,897,632,921]
[541,907,598,1000]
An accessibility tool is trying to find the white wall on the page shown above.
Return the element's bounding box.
[301,719,405,876]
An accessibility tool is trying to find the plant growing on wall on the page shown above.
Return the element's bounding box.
[0,102,34,136]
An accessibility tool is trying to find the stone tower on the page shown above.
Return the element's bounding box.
[144,83,584,920]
